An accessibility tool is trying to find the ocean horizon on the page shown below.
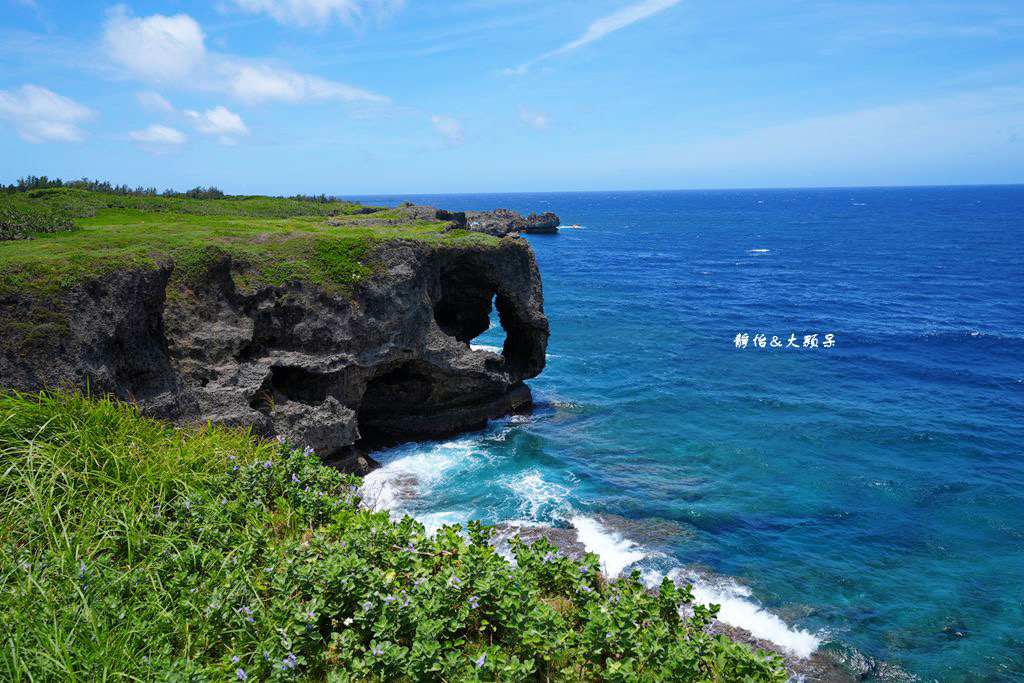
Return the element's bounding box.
[350,185,1024,681]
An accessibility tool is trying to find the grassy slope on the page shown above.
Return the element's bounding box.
[0,392,786,682]
[0,189,496,298]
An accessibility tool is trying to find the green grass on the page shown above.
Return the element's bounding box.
[0,189,497,299]
[0,391,786,682]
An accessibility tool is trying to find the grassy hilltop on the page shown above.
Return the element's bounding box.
[0,186,494,300]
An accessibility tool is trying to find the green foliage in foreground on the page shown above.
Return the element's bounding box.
[0,392,786,682]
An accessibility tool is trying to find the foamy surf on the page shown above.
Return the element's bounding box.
[363,439,821,660]
[570,515,648,577]
[569,518,821,659]
[657,568,822,658]
[470,343,502,353]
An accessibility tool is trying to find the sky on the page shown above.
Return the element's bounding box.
[1,0,1023,194]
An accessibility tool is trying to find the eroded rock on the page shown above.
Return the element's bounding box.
[0,238,549,470]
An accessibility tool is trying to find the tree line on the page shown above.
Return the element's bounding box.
[3,176,336,202]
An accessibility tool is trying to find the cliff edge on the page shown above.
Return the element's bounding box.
[0,193,549,470]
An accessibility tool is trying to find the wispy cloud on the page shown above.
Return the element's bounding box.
[137,90,173,113]
[611,86,1024,185]
[0,84,93,143]
[503,0,681,75]
[229,0,404,29]
[128,123,186,153]
[431,114,463,145]
[518,104,550,131]
[103,6,389,105]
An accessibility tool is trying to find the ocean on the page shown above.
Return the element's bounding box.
[349,186,1024,681]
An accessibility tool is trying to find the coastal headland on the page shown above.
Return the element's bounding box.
[0,186,797,681]
[0,191,549,471]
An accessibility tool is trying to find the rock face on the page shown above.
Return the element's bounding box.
[462,209,560,237]
[0,238,548,470]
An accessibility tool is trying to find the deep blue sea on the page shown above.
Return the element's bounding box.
[350,187,1024,681]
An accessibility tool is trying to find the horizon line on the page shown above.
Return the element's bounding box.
[341,182,1024,198]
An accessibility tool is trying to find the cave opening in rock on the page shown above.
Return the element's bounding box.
[432,260,532,373]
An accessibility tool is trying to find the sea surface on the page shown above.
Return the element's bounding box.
[349,186,1024,681]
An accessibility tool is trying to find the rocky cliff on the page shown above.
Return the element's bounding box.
[0,237,548,471]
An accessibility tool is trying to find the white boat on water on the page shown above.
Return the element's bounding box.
[563,223,584,229]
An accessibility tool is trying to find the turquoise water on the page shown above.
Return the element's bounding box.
[352,187,1024,681]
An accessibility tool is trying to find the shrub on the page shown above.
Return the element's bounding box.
[0,392,786,681]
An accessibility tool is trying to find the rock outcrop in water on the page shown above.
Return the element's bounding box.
[0,238,548,472]
[460,209,560,236]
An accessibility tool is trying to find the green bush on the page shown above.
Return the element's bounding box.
[0,197,76,240]
[0,391,786,681]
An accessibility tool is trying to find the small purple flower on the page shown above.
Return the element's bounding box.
[231,655,239,663]
[238,605,254,623]
[303,445,314,456]
[236,668,248,681]
[579,566,588,574]
[475,654,486,668]
[292,473,300,484]
[282,653,298,669]
[414,577,427,588]
[469,595,479,609]
[264,461,273,468]
[405,542,415,553]
[372,647,384,656]
[579,585,592,593]
[543,552,555,564]
[362,600,372,611]
[383,595,396,605]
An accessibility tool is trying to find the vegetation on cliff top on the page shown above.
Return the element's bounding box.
[0,391,786,682]
[0,186,496,298]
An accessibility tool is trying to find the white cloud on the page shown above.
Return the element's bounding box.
[129,123,186,151]
[504,0,681,75]
[103,7,206,83]
[221,62,388,104]
[103,8,388,105]
[184,105,250,144]
[0,84,93,143]
[230,0,404,28]
[137,90,173,112]
[518,105,550,131]
[431,115,463,145]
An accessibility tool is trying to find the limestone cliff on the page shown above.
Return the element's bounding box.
[0,237,548,470]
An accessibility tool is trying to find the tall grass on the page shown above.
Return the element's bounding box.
[0,392,785,682]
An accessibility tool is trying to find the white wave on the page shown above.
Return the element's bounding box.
[748,248,771,253]
[570,516,648,577]
[500,469,572,520]
[470,343,502,353]
[361,438,479,512]
[651,568,822,658]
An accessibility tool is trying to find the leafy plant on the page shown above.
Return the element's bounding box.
[0,391,787,681]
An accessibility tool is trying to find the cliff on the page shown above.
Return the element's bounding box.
[0,193,549,471]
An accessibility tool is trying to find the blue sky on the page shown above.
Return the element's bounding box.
[1,0,1022,194]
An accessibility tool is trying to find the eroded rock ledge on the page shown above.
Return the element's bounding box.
[0,238,548,471]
